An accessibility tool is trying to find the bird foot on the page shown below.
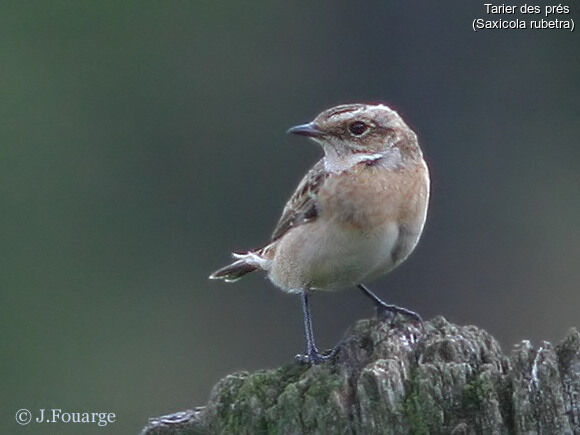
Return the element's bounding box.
[295,347,338,365]
[375,303,425,331]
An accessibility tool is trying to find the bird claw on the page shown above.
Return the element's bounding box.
[295,347,338,365]
[376,303,425,331]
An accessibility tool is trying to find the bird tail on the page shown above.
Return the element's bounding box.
[209,251,268,282]
[209,259,258,282]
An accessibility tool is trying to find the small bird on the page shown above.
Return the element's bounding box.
[209,103,430,364]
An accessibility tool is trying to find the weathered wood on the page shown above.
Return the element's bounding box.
[141,316,579,434]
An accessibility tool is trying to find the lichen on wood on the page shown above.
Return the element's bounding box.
[142,316,580,434]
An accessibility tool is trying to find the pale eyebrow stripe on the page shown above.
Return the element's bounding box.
[328,108,365,123]
[327,105,365,119]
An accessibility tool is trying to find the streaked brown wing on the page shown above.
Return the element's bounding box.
[270,159,328,242]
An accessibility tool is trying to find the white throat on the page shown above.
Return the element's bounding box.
[322,146,403,173]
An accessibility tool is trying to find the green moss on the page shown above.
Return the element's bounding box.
[402,371,438,435]
[208,364,349,434]
[462,374,494,413]
[403,392,430,434]
[300,369,345,431]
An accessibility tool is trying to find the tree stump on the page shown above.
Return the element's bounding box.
[141,316,579,434]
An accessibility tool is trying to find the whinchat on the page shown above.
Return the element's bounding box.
[210,103,430,364]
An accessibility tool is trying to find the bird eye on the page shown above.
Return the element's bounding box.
[348,121,368,136]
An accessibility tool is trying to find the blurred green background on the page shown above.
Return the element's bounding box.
[2,1,578,433]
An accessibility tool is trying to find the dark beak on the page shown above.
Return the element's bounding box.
[286,122,324,138]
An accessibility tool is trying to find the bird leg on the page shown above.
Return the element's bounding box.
[295,291,338,365]
[357,283,424,329]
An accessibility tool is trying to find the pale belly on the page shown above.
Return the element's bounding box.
[268,220,409,292]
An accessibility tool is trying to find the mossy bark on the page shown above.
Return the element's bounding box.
[141,316,579,435]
